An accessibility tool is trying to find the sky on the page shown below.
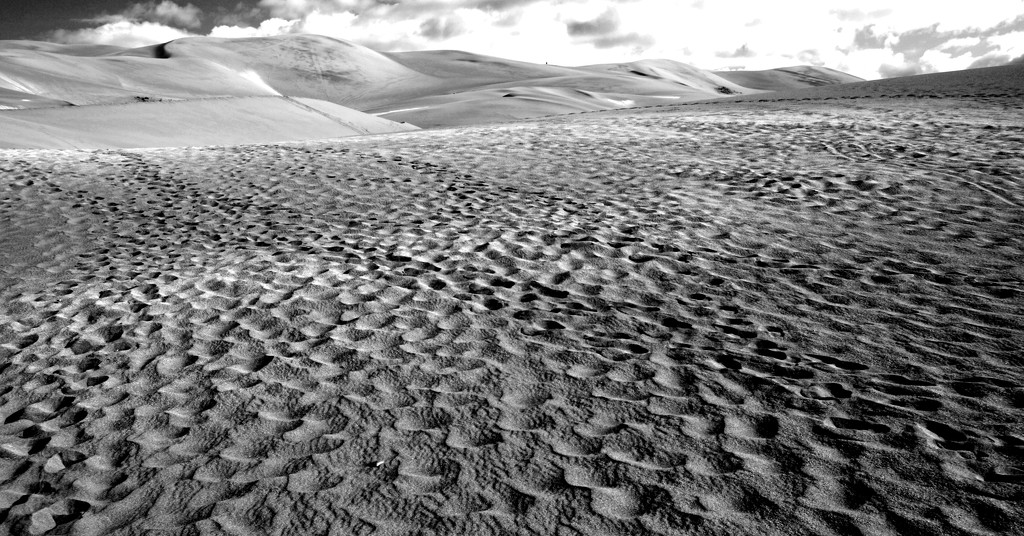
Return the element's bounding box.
[2,0,1023,79]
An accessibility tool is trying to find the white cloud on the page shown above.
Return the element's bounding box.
[50,21,194,48]
[988,31,1024,55]
[210,18,302,39]
[45,0,1024,79]
[920,49,976,74]
[941,37,982,50]
[93,1,203,30]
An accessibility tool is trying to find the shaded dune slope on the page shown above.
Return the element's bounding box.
[0,67,1021,535]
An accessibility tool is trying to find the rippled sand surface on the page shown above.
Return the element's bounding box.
[0,88,1022,535]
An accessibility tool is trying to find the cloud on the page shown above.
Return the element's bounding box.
[474,0,545,11]
[716,44,755,58]
[420,16,467,40]
[968,54,1015,69]
[91,1,203,30]
[566,8,620,37]
[50,21,194,48]
[562,6,654,54]
[210,18,301,39]
[797,49,823,65]
[831,8,892,23]
[878,62,924,78]
[39,0,1024,81]
[213,4,267,27]
[852,25,887,49]
[592,32,655,50]
[257,0,413,19]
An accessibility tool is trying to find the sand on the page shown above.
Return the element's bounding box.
[0,97,417,150]
[714,66,864,91]
[0,53,1022,535]
[1,35,861,139]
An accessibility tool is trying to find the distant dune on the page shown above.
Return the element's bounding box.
[714,66,863,91]
[0,34,866,147]
[693,62,1024,104]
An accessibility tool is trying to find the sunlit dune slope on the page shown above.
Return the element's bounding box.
[0,96,417,149]
[363,55,758,126]
[119,35,436,110]
[0,40,282,105]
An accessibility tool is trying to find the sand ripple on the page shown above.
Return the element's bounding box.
[0,94,1022,535]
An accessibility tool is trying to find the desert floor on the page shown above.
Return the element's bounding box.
[0,92,1022,535]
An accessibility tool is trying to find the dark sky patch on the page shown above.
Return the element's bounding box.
[566,9,620,37]
[212,3,265,27]
[591,32,654,50]
[472,0,543,11]
[940,39,999,58]
[887,15,1024,62]
[852,24,886,49]
[89,1,204,29]
[420,15,466,40]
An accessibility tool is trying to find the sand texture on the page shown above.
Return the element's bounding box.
[0,65,1022,535]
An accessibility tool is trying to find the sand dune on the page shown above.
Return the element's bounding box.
[369,86,698,128]
[698,62,1024,104]
[120,35,434,110]
[0,41,283,106]
[584,59,751,94]
[0,96,417,149]
[715,66,863,91]
[368,52,759,127]
[0,62,1021,535]
[0,34,862,134]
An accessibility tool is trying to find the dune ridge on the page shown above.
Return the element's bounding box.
[0,62,1021,535]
